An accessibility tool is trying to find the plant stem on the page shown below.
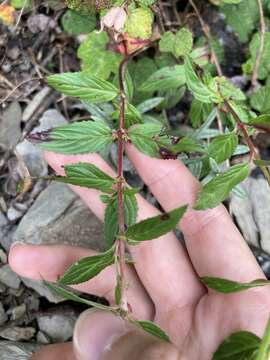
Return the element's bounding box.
[256,317,270,360]
[116,55,130,312]
[224,100,270,187]
[251,0,265,88]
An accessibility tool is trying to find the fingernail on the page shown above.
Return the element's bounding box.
[73,310,128,360]
[10,241,27,249]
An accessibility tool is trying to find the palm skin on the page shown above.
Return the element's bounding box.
[9,145,270,360]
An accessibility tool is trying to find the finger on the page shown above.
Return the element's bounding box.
[73,310,180,360]
[126,145,264,281]
[30,343,75,360]
[44,152,203,308]
[9,243,153,320]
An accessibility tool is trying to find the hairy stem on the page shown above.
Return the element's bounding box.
[251,0,265,88]
[116,56,129,312]
[224,100,270,187]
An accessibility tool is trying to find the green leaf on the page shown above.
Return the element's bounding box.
[61,10,96,35]
[135,320,171,342]
[194,163,249,210]
[256,318,270,360]
[250,86,270,113]
[77,31,122,80]
[171,137,205,154]
[174,28,193,57]
[38,120,113,154]
[47,72,119,103]
[137,97,165,114]
[201,276,270,293]
[126,205,187,243]
[189,99,213,128]
[50,162,116,193]
[208,133,238,164]
[45,281,112,312]
[184,57,220,104]
[243,32,270,80]
[247,114,270,131]
[59,246,115,285]
[125,7,153,40]
[139,65,186,92]
[129,123,171,158]
[221,0,260,43]
[104,191,138,247]
[125,103,143,128]
[213,331,260,359]
[159,28,193,58]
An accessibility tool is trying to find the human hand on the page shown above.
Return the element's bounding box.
[9,145,270,359]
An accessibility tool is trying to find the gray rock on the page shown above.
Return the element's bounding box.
[15,140,47,178]
[16,108,67,178]
[0,249,7,264]
[36,330,50,345]
[12,182,104,301]
[0,102,21,148]
[231,176,270,253]
[35,109,67,132]
[22,87,52,123]
[0,327,35,341]
[0,341,40,360]
[37,313,76,342]
[0,265,21,289]
[27,14,56,34]
[9,304,26,321]
[0,302,7,326]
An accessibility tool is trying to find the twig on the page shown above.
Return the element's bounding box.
[188,0,222,77]
[13,0,27,32]
[251,0,266,87]
[224,100,270,187]
[0,77,41,105]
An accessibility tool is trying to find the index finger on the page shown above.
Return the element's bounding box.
[126,145,264,282]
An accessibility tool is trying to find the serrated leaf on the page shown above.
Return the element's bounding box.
[77,31,122,80]
[135,320,171,342]
[104,191,138,246]
[194,163,249,210]
[61,9,96,35]
[201,276,270,293]
[174,28,193,57]
[59,245,115,285]
[125,7,153,40]
[250,86,270,113]
[126,205,187,243]
[129,123,171,158]
[159,28,193,58]
[37,121,113,154]
[171,137,206,154]
[208,133,238,164]
[50,162,116,193]
[213,331,260,359]
[184,57,220,104]
[137,97,165,114]
[47,72,119,103]
[247,114,270,131]
[45,281,112,312]
[139,65,186,92]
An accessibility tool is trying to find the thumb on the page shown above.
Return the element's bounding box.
[73,310,180,360]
